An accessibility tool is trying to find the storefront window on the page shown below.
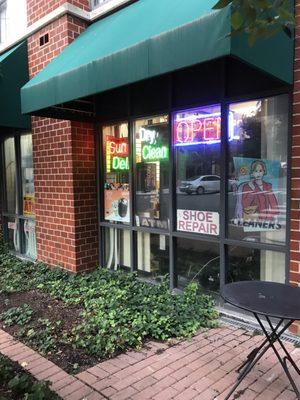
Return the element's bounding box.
[104,227,131,271]
[227,246,285,284]
[1,134,36,260]
[98,93,289,296]
[176,238,220,294]
[174,104,221,236]
[103,123,130,224]
[137,232,169,280]
[23,219,37,259]
[134,115,169,229]
[21,135,35,217]
[4,137,16,213]
[5,217,20,252]
[228,95,288,245]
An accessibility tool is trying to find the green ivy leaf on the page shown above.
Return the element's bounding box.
[231,11,243,30]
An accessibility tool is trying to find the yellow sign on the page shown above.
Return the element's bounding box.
[23,195,35,216]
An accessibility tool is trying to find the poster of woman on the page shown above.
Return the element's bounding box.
[233,157,282,232]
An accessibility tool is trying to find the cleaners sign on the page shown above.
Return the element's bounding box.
[177,209,219,235]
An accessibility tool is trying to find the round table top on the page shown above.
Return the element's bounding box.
[221,281,300,320]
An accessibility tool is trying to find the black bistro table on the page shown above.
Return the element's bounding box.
[221,281,300,400]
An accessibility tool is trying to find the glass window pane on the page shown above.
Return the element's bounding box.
[227,246,285,284]
[137,232,169,281]
[5,217,20,252]
[176,238,220,295]
[21,134,35,217]
[174,104,221,236]
[104,227,131,271]
[135,115,169,229]
[103,123,130,224]
[4,137,16,214]
[23,219,37,260]
[228,95,288,245]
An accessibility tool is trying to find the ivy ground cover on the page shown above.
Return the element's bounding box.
[0,240,218,374]
[0,353,61,400]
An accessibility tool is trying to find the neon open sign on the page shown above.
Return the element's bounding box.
[173,109,235,146]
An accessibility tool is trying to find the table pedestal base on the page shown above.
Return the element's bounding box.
[225,315,300,400]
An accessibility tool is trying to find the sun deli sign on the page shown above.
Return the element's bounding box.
[177,209,219,235]
[106,136,129,171]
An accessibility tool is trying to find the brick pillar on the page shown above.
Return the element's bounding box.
[290,1,300,335]
[28,1,98,272]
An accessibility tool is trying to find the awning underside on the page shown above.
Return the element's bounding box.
[1,42,30,130]
[21,0,293,117]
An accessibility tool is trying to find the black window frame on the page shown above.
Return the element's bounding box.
[95,88,292,295]
[0,131,36,259]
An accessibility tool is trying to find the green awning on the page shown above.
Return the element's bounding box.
[21,0,293,115]
[1,41,30,129]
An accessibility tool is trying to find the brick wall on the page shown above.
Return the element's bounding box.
[290,1,300,335]
[28,0,98,272]
[27,0,90,26]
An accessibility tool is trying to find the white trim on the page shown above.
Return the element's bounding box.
[0,2,89,55]
[0,0,135,55]
[90,0,132,20]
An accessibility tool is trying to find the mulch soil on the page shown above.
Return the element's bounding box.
[0,290,100,374]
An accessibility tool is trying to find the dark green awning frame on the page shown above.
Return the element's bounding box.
[21,0,293,116]
[0,42,30,130]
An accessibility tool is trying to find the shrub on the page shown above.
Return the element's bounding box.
[0,240,219,358]
[0,304,34,327]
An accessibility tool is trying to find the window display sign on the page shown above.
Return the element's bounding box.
[106,136,129,172]
[139,127,169,162]
[23,195,35,216]
[232,157,282,232]
[104,184,130,223]
[103,124,130,224]
[173,108,235,146]
[177,209,219,235]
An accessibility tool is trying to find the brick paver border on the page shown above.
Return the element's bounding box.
[0,326,298,400]
[0,329,105,399]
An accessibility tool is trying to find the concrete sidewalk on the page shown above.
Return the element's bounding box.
[0,325,299,399]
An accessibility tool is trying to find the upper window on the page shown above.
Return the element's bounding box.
[174,104,221,236]
[90,0,132,13]
[102,123,130,225]
[0,0,7,43]
[228,95,289,245]
[134,115,169,230]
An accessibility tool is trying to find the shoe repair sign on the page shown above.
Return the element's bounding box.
[177,210,219,235]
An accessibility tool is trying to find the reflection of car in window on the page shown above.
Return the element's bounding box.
[179,175,236,195]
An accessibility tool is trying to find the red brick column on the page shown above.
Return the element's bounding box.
[290,1,300,335]
[28,1,98,272]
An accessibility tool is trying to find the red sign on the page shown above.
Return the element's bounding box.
[106,136,128,157]
[174,114,221,145]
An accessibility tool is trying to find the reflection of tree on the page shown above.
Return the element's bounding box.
[229,105,261,179]
[178,246,261,292]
